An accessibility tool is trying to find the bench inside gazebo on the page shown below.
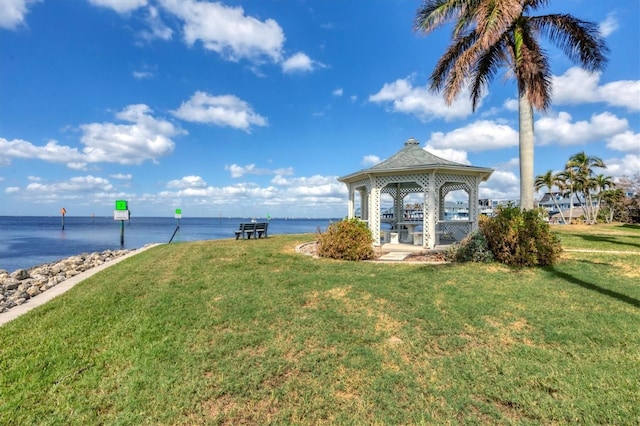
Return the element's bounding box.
[338,137,494,250]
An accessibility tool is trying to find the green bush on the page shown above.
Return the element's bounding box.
[479,206,562,267]
[317,219,374,261]
[446,229,494,263]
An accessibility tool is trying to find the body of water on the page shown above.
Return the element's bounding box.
[0,216,337,272]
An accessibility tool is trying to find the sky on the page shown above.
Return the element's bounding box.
[0,0,638,218]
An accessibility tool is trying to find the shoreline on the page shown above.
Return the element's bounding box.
[0,245,158,326]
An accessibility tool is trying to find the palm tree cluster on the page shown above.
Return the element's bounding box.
[414,0,608,211]
[535,152,614,224]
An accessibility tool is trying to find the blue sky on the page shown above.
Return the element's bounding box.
[1,0,638,218]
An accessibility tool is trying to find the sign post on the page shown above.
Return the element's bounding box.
[169,208,182,243]
[60,207,67,230]
[114,200,129,247]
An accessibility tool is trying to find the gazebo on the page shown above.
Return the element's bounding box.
[338,137,494,249]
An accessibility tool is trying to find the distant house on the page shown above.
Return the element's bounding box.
[537,192,584,215]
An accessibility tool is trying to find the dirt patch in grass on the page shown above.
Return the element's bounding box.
[611,260,640,279]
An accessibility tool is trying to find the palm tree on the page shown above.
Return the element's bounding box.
[556,168,578,223]
[414,0,608,210]
[566,151,607,223]
[535,170,566,223]
[591,174,614,223]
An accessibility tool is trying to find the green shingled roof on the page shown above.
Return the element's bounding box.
[338,137,494,183]
[368,137,460,170]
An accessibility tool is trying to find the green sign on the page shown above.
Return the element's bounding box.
[175,209,182,215]
[115,200,128,211]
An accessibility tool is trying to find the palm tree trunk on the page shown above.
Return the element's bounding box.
[568,192,574,224]
[552,197,567,224]
[519,91,535,210]
[587,192,596,224]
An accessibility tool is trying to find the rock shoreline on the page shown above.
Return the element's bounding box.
[0,249,132,314]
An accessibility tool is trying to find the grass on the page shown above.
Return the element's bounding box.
[0,224,639,424]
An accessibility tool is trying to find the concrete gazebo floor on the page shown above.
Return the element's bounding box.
[378,242,454,254]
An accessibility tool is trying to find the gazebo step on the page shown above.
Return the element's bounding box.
[377,251,413,261]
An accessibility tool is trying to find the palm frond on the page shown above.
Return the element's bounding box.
[415,0,483,37]
[514,20,552,110]
[530,14,609,70]
[469,36,510,110]
[429,30,479,94]
[475,0,522,49]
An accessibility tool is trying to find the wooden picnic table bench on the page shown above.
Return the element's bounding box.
[234,222,269,240]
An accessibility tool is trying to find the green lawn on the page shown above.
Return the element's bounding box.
[1,224,638,425]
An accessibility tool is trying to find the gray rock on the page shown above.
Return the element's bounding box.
[0,248,132,315]
[10,269,30,280]
[3,278,20,291]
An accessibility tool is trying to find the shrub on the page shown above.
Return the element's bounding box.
[445,230,494,263]
[479,206,562,267]
[317,218,374,261]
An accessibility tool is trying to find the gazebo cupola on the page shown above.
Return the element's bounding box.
[338,137,493,249]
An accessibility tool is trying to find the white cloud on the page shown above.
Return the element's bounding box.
[480,170,520,201]
[167,175,207,189]
[281,52,320,73]
[599,13,619,37]
[110,173,132,180]
[154,174,346,218]
[362,155,380,166]
[3,105,179,169]
[552,67,640,111]
[535,111,629,146]
[606,131,640,152]
[159,0,285,63]
[494,157,519,171]
[225,163,293,178]
[425,120,518,151]
[88,0,147,14]
[0,138,85,165]
[138,5,172,41]
[369,76,480,121]
[80,104,184,165]
[503,98,518,112]
[172,91,267,132]
[226,164,252,178]
[604,154,640,178]
[333,88,343,97]
[0,0,39,29]
[423,145,470,165]
[268,175,345,198]
[133,70,153,79]
[25,175,114,193]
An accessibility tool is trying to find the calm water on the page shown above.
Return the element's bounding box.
[0,216,337,272]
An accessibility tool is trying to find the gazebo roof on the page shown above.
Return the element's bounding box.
[338,137,493,183]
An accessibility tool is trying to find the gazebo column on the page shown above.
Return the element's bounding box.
[470,177,480,231]
[346,184,355,219]
[394,184,403,227]
[369,181,381,245]
[358,188,368,220]
[426,172,437,249]
[420,189,428,248]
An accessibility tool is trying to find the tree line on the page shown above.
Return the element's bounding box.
[535,152,639,224]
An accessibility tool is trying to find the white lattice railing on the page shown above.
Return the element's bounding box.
[437,221,472,242]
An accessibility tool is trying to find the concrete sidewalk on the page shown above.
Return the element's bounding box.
[0,244,159,327]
